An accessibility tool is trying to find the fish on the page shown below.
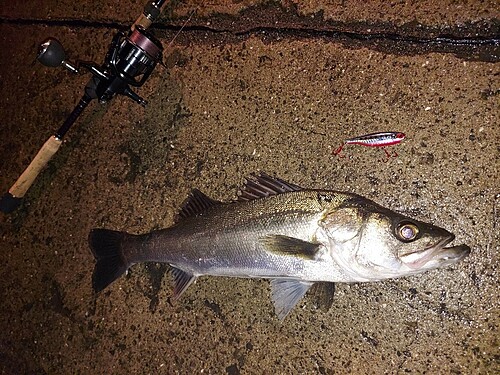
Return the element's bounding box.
[88,173,470,319]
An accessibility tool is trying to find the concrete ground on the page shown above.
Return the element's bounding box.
[0,1,499,374]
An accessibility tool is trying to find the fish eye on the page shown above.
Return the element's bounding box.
[396,222,420,242]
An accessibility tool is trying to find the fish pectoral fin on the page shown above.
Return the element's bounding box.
[271,279,314,320]
[260,235,321,260]
[170,267,197,300]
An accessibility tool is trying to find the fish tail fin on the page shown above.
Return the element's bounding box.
[88,228,130,293]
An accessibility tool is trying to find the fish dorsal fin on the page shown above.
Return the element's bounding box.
[260,235,321,260]
[177,189,221,220]
[271,279,314,320]
[238,173,303,201]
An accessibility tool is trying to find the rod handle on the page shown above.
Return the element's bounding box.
[0,136,62,213]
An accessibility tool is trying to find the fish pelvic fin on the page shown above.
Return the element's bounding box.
[88,229,130,293]
[260,235,321,260]
[271,279,314,320]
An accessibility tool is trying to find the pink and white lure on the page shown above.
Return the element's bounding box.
[333,132,406,161]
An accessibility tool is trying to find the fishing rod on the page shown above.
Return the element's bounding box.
[0,0,170,213]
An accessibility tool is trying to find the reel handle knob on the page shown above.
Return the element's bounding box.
[37,38,78,73]
[38,38,66,67]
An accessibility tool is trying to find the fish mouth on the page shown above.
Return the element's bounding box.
[400,235,471,269]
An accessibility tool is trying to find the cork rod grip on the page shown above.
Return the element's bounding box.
[9,135,62,198]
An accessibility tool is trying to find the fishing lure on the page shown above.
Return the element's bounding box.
[333,131,406,162]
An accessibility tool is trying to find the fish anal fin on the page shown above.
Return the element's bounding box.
[177,189,221,221]
[309,282,335,312]
[260,235,321,260]
[238,173,303,201]
[170,267,197,299]
[271,279,314,320]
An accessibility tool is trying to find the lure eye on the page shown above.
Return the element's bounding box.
[396,222,419,242]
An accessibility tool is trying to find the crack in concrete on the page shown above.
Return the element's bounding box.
[0,15,499,62]
[1,16,498,46]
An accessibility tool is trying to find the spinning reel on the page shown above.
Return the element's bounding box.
[38,26,163,107]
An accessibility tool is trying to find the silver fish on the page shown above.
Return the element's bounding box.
[89,174,470,319]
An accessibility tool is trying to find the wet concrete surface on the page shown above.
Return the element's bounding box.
[0,1,499,374]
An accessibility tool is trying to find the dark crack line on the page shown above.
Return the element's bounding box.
[0,17,127,30]
[155,24,500,46]
[246,27,500,46]
[1,17,499,48]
